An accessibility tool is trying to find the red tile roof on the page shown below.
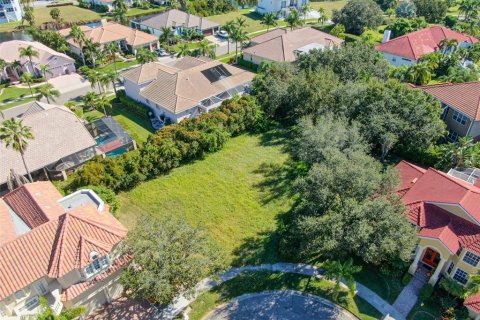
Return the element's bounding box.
[417,81,480,120]
[376,26,478,60]
[2,182,65,228]
[0,183,127,301]
[0,200,18,246]
[465,294,480,313]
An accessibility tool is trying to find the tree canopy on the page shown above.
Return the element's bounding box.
[120,214,226,305]
[332,0,383,35]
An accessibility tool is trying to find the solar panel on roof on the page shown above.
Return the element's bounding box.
[201,65,232,83]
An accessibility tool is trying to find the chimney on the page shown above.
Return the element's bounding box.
[382,30,391,43]
[101,18,108,27]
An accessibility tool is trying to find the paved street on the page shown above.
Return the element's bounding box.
[203,291,358,320]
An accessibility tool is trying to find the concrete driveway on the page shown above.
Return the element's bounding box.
[203,290,359,320]
[44,73,97,104]
[206,35,234,56]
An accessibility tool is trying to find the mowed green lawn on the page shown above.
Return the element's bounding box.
[0,5,101,32]
[310,0,347,18]
[117,130,295,265]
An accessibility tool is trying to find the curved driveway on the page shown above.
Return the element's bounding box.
[203,290,358,320]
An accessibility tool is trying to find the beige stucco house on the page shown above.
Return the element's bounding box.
[59,21,159,55]
[0,181,128,318]
[396,161,480,319]
[242,27,343,65]
[122,56,254,123]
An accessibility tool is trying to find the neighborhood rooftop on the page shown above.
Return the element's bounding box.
[0,181,127,300]
[0,102,96,186]
[243,27,344,62]
[122,56,254,114]
[376,26,478,60]
[132,9,219,31]
[0,40,74,65]
[61,21,158,47]
[417,81,480,120]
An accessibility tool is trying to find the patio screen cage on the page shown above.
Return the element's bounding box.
[87,117,135,156]
[45,146,96,173]
[199,84,250,109]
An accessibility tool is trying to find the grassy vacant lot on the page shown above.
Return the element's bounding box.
[0,5,101,32]
[189,271,383,320]
[310,0,347,17]
[97,60,139,73]
[117,129,295,265]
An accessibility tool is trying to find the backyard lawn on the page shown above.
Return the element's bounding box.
[97,60,139,73]
[0,5,101,32]
[310,0,347,18]
[117,129,295,265]
[188,271,383,320]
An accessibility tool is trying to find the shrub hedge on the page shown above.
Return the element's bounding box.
[116,90,149,117]
[67,95,264,193]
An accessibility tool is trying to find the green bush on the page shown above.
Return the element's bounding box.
[343,33,361,43]
[419,284,434,301]
[116,90,149,117]
[67,95,264,192]
[402,273,412,285]
[444,15,458,28]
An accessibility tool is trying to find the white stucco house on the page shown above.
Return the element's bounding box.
[256,0,308,17]
[0,0,22,24]
[121,56,254,123]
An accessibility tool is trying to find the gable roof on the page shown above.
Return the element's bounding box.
[134,9,219,31]
[376,26,478,60]
[0,182,127,301]
[243,27,344,62]
[0,40,74,66]
[0,102,96,185]
[417,81,480,120]
[66,22,157,47]
[122,56,254,114]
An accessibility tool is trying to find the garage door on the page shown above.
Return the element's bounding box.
[203,29,213,36]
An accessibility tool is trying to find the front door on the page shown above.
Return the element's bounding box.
[422,248,440,267]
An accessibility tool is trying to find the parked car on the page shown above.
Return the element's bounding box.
[148,111,164,130]
[156,48,169,57]
[217,30,229,38]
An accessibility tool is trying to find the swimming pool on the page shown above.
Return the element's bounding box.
[95,134,116,147]
[105,147,129,157]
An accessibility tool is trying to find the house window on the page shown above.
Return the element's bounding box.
[453,268,469,285]
[18,296,40,313]
[463,251,480,267]
[35,282,47,295]
[447,261,454,274]
[281,0,286,8]
[447,129,459,142]
[14,290,26,300]
[441,105,449,120]
[457,247,463,256]
[84,253,109,278]
[452,110,468,125]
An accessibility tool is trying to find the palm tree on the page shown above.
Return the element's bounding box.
[87,70,104,94]
[35,83,60,104]
[408,62,432,85]
[230,26,249,63]
[37,296,86,320]
[82,91,97,109]
[104,70,120,95]
[324,258,362,301]
[18,45,39,75]
[70,25,87,66]
[99,71,112,94]
[159,27,176,46]
[223,20,236,54]
[195,39,215,58]
[419,52,440,70]
[84,38,100,68]
[38,64,52,79]
[285,8,303,31]
[20,72,34,95]
[437,136,476,169]
[261,12,278,32]
[458,0,479,21]
[466,273,480,298]
[105,42,120,74]
[317,7,327,25]
[235,17,248,29]
[135,47,157,64]
[0,58,8,81]
[0,118,34,182]
[439,38,459,54]
[301,2,313,21]
[93,94,112,116]
[176,43,191,58]
[113,0,128,12]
